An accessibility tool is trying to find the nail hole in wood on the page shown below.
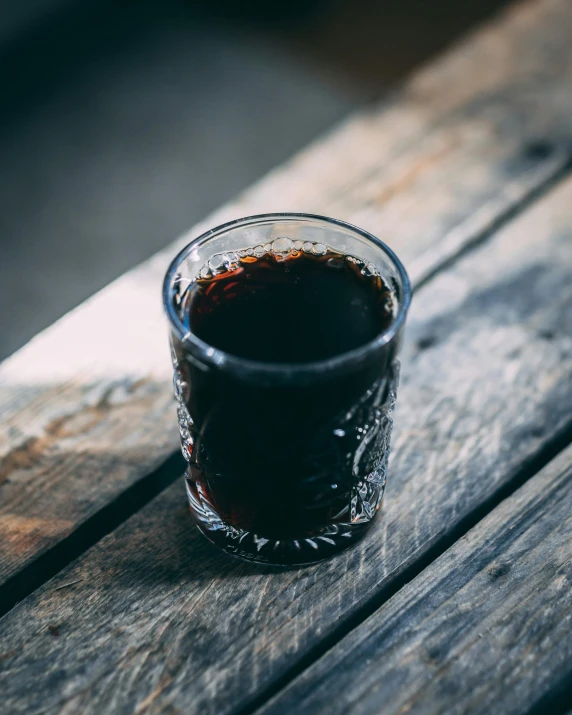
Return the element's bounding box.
[416,335,438,351]
[523,140,554,161]
[488,563,511,580]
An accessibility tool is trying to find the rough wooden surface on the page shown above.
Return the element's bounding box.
[2,0,572,594]
[1,169,572,715]
[259,444,572,715]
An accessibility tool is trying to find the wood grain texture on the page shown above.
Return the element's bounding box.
[2,0,572,591]
[259,444,572,715]
[1,166,572,715]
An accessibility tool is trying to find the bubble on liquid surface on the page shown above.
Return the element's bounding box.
[223,252,239,270]
[209,254,225,273]
[196,240,393,307]
[201,238,339,274]
[362,262,378,277]
[327,257,344,270]
[272,237,293,254]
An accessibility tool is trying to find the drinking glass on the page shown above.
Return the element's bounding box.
[163,213,410,565]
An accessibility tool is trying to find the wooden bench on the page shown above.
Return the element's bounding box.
[1,0,571,712]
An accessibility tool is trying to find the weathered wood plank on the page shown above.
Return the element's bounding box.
[2,0,572,594]
[258,444,572,715]
[1,163,572,715]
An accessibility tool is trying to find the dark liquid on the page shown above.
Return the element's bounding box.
[187,246,394,363]
[171,241,399,564]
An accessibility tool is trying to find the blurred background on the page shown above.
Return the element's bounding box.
[0,0,509,360]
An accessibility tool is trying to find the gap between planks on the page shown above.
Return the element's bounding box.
[0,452,184,619]
[526,674,572,715]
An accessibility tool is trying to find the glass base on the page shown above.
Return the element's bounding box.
[186,477,381,566]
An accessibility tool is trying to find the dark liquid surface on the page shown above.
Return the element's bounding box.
[174,241,399,561]
[186,245,395,363]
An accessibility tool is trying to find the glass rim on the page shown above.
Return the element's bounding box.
[162,212,411,379]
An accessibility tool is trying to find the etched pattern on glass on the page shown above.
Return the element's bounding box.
[172,348,400,563]
[171,344,194,463]
[324,359,398,527]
